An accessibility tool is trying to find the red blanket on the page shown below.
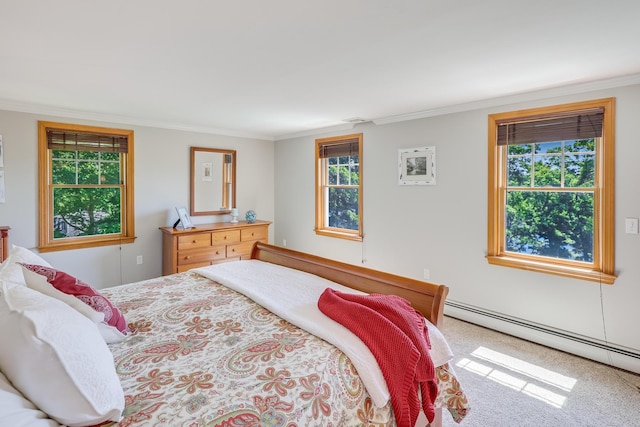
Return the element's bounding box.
[318,288,437,426]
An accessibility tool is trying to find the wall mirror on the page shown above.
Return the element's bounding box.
[190,147,236,216]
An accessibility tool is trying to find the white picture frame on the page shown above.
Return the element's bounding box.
[398,146,436,185]
[0,134,4,167]
[175,206,194,229]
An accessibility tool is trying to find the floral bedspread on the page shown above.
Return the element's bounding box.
[100,271,469,426]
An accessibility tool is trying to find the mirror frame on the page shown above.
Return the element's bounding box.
[190,147,236,216]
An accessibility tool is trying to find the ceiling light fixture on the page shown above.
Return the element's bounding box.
[342,117,369,124]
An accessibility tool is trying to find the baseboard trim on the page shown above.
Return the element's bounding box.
[444,300,640,374]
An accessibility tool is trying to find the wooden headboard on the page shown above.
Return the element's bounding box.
[250,242,449,328]
[0,226,9,263]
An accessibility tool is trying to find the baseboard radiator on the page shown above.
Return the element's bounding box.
[444,300,640,374]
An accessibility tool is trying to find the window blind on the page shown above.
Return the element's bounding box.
[318,137,360,158]
[496,109,604,146]
[47,129,129,153]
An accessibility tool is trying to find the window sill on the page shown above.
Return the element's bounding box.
[486,255,616,284]
[39,236,136,253]
[314,228,363,242]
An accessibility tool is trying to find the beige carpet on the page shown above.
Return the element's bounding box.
[439,316,640,427]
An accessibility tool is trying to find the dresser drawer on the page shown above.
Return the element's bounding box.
[241,227,268,242]
[178,233,212,250]
[211,230,241,245]
[177,248,226,265]
[177,261,210,273]
[227,241,256,258]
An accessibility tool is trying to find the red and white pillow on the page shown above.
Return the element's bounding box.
[19,263,130,343]
[19,263,128,331]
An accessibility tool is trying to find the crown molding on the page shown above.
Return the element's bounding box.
[0,99,274,141]
[372,73,640,126]
[274,122,356,141]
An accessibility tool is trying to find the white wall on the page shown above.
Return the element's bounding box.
[274,84,640,372]
[0,110,274,288]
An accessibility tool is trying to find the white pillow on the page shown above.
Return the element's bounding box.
[0,246,52,287]
[0,370,60,427]
[0,283,124,426]
[96,322,129,344]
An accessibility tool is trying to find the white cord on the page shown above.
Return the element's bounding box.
[599,278,640,392]
[361,234,366,264]
[119,239,124,286]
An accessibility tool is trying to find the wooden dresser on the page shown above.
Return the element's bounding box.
[0,226,9,262]
[160,220,270,275]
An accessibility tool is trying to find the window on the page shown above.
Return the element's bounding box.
[315,133,363,241]
[487,98,615,284]
[38,121,135,252]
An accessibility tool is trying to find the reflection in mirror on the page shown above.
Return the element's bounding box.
[190,147,236,216]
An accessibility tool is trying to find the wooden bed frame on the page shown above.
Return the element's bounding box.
[251,242,449,328]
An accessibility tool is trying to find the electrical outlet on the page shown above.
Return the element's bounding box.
[282,239,287,247]
[625,218,639,234]
[136,255,143,265]
[423,268,430,280]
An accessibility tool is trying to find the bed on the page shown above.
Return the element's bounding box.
[0,240,470,427]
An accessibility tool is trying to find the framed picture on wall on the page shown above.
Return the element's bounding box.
[175,206,194,229]
[202,162,213,181]
[398,146,436,185]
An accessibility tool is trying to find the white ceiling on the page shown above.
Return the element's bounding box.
[1,1,639,141]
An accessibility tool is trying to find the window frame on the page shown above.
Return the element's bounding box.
[487,98,616,284]
[38,121,136,252]
[315,133,363,241]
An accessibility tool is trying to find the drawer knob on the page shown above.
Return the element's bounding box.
[192,239,197,243]
[224,236,228,240]
[251,232,255,237]
[184,256,191,260]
